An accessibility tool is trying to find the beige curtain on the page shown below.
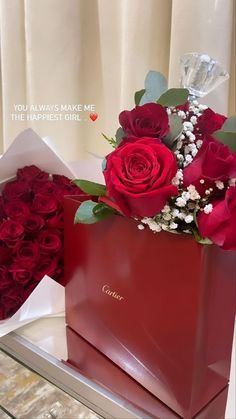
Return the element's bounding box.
[0,0,235,159]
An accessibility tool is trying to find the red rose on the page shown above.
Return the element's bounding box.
[0,265,11,290]
[119,103,169,139]
[32,180,57,195]
[10,264,33,286]
[2,180,30,201]
[23,213,45,234]
[0,245,12,264]
[37,230,62,254]
[34,256,61,282]
[103,137,178,217]
[13,241,40,269]
[4,200,30,222]
[32,193,58,214]
[198,187,236,250]
[197,108,227,135]
[47,211,64,229]
[17,165,49,183]
[183,136,236,195]
[0,220,24,247]
[52,174,72,185]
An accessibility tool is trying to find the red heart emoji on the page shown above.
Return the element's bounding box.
[90,113,98,121]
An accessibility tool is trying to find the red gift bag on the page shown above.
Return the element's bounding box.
[64,197,236,418]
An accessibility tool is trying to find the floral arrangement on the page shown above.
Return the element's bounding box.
[74,71,236,251]
[0,165,81,320]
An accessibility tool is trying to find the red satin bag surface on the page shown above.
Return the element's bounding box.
[64,197,236,418]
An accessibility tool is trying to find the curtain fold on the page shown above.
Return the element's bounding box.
[0,0,234,160]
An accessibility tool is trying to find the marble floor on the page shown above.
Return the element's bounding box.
[0,350,100,419]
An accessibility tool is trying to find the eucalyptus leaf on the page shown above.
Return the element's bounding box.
[134,89,145,105]
[115,127,125,145]
[221,116,236,133]
[93,202,115,219]
[163,114,183,149]
[157,88,189,107]
[102,158,107,171]
[73,179,107,196]
[212,131,236,152]
[139,71,167,105]
[74,200,100,224]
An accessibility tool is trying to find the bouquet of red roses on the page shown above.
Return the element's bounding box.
[0,164,82,321]
[74,71,236,251]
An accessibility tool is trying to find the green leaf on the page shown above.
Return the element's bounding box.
[212,131,236,152]
[221,116,236,133]
[157,88,189,107]
[163,114,183,149]
[139,71,167,105]
[115,127,125,145]
[74,200,100,224]
[102,158,107,171]
[93,202,115,219]
[73,179,107,196]
[134,89,145,105]
[74,200,115,224]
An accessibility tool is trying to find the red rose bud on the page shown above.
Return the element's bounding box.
[197,108,227,135]
[32,193,58,214]
[4,199,30,222]
[17,165,49,183]
[183,136,236,195]
[0,220,24,247]
[37,230,62,254]
[103,137,178,218]
[13,241,40,269]
[119,103,169,139]
[2,180,30,201]
[23,213,45,234]
[198,186,236,250]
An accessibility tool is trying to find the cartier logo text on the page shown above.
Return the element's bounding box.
[102,285,124,301]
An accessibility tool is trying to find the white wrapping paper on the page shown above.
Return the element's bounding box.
[0,276,64,337]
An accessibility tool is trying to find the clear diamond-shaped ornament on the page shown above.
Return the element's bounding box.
[180,53,229,99]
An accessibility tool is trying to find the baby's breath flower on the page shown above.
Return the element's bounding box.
[215,180,224,190]
[176,197,186,207]
[203,204,213,214]
[169,222,178,229]
[185,214,194,223]
[190,115,197,125]
[196,140,203,149]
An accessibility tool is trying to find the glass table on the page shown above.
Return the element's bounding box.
[0,317,235,419]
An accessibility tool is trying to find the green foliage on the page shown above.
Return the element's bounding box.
[157,88,189,107]
[73,179,107,196]
[162,114,183,149]
[213,116,236,152]
[139,71,167,105]
[74,200,114,224]
[134,89,145,105]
